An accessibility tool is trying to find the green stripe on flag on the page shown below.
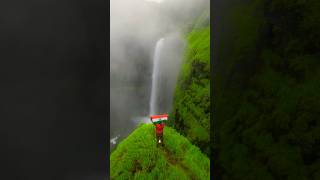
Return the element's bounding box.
[152,117,168,124]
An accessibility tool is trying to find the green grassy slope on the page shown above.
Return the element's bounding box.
[110,124,210,180]
[172,23,210,155]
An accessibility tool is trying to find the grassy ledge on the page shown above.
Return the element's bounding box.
[110,124,210,180]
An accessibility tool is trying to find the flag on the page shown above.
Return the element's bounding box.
[150,114,168,124]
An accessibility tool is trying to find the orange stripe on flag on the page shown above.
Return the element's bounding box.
[150,114,168,119]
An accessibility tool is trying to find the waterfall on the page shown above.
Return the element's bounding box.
[150,38,164,115]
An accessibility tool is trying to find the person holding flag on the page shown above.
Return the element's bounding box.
[150,114,168,146]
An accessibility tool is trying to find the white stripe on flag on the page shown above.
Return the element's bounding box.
[152,117,168,122]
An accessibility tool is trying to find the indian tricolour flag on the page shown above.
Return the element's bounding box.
[150,114,168,124]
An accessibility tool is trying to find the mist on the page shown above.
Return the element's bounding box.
[110,0,209,149]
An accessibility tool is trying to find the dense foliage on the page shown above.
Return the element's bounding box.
[172,19,210,155]
[214,0,320,179]
[110,124,210,180]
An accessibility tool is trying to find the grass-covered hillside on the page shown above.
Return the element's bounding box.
[110,124,210,180]
[172,17,210,155]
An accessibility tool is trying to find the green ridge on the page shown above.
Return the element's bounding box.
[110,124,210,180]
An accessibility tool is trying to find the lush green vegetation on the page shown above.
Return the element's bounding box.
[172,17,210,155]
[110,124,210,180]
[214,0,320,179]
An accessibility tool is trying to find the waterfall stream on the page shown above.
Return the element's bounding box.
[150,38,164,115]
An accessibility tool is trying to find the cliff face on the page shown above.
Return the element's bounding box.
[110,124,210,180]
[172,11,210,156]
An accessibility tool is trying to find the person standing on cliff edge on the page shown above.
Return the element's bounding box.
[150,114,168,147]
[155,121,165,146]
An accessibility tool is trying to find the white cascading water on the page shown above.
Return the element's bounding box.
[149,38,164,115]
